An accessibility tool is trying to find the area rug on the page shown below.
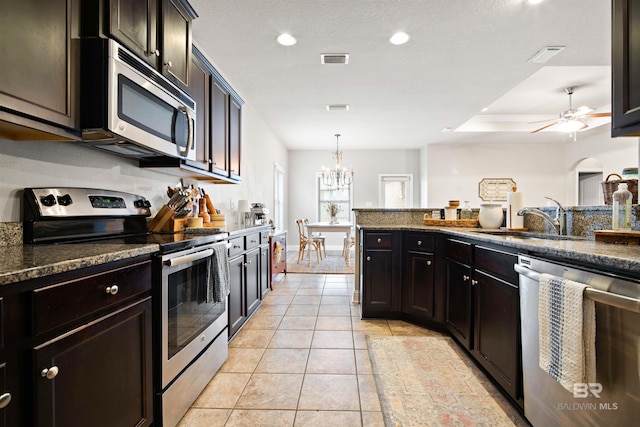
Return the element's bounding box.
[367,335,528,427]
[286,250,355,274]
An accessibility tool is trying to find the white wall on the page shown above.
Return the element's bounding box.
[0,102,288,225]
[288,149,420,248]
[422,130,639,209]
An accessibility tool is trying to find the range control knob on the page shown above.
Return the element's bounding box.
[134,199,151,208]
[57,194,73,206]
[40,194,57,207]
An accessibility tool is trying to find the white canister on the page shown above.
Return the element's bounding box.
[444,207,457,220]
[478,203,504,229]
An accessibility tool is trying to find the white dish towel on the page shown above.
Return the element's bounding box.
[538,273,596,393]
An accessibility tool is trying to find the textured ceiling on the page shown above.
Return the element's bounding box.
[189,0,611,150]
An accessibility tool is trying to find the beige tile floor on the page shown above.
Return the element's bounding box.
[177,272,435,427]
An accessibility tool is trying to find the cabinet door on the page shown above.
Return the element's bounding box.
[211,78,230,176]
[445,259,473,349]
[184,49,211,171]
[229,97,242,181]
[33,299,152,427]
[0,363,5,427]
[259,245,271,299]
[402,252,435,320]
[228,255,245,338]
[245,248,261,317]
[0,0,78,134]
[473,270,520,400]
[161,0,192,89]
[612,0,640,136]
[108,0,158,69]
[362,250,394,317]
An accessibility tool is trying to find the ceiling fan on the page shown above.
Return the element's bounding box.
[530,87,611,133]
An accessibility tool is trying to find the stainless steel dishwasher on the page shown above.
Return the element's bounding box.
[515,255,640,427]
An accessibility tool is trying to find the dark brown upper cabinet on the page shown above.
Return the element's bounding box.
[83,0,196,91]
[140,45,244,183]
[612,0,640,136]
[0,0,81,141]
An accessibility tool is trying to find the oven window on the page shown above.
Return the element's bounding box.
[166,257,226,359]
[118,75,173,142]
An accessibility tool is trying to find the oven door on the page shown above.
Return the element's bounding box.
[159,245,228,389]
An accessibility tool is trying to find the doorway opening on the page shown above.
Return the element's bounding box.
[379,174,413,208]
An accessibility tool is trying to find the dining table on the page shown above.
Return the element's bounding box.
[305,221,354,266]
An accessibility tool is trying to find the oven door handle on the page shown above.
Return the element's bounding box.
[164,248,214,267]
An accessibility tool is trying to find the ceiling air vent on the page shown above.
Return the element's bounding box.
[326,104,349,111]
[321,53,349,64]
[527,46,565,63]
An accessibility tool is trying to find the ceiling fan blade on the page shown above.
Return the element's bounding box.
[531,121,560,133]
[528,118,556,124]
[583,112,611,118]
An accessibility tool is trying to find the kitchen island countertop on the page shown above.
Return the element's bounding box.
[357,224,640,275]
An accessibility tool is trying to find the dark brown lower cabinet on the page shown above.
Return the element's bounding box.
[245,247,261,318]
[228,254,246,338]
[444,238,522,407]
[33,298,152,427]
[360,230,401,318]
[259,244,271,299]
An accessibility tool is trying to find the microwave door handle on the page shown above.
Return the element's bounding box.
[164,248,214,267]
[174,106,193,157]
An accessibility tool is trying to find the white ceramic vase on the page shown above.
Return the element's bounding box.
[478,203,504,229]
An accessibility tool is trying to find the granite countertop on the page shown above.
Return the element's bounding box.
[0,243,159,286]
[358,224,640,274]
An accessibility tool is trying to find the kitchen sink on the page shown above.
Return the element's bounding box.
[469,230,588,241]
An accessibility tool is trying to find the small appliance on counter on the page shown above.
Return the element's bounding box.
[251,203,269,225]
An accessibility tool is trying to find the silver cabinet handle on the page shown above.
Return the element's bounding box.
[250,239,257,243]
[471,280,478,286]
[244,260,252,266]
[417,240,422,245]
[233,244,242,249]
[0,393,11,409]
[165,60,172,68]
[426,260,432,266]
[463,275,469,281]
[41,366,59,380]
[366,256,371,261]
[105,285,119,295]
[377,238,382,243]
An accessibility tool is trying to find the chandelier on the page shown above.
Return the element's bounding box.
[321,134,353,188]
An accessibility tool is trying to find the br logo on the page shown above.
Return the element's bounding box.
[573,383,603,398]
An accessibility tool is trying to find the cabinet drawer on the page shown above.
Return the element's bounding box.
[228,236,245,258]
[365,233,393,249]
[446,238,472,263]
[246,232,261,250]
[474,245,518,284]
[405,233,434,252]
[31,261,151,336]
[260,232,270,245]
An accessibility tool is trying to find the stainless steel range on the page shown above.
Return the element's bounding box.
[23,187,230,427]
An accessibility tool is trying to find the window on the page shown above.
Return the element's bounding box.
[379,174,413,208]
[273,163,285,229]
[317,173,353,223]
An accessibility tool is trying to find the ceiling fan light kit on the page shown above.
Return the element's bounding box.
[530,86,611,134]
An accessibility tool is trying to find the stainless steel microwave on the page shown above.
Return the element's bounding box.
[80,38,196,161]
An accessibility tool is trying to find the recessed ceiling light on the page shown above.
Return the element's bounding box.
[525,0,544,4]
[277,33,297,46]
[326,104,349,111]
[389,32,410,45]
[441,127,453,133]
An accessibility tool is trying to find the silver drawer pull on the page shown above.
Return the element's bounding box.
[233,244,242,249]
[41,366,59,380]
[426,260,432,266]
[463,275,469,281]
[250,239,257,243]
[105,285,119,295]
[471,280,478,286]
[244,261,252,266]
[0,392,11,409]
[417,240,422,245]
[377,238,382,243]
[366,256,371,261]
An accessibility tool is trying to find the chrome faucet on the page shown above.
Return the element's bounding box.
[517,196,566,235]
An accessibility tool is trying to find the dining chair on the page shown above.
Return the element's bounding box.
[304,219,326,258]
[296,219,322,264]
[342,227,355,257]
